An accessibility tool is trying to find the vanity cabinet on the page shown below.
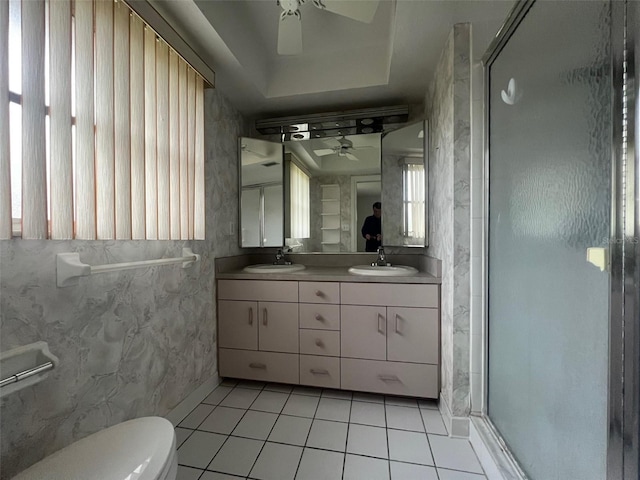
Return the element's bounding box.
[340,283,439,397]
[217,279,440,398]
[218,280,299,383]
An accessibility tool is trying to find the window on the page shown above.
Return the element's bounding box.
[289,161,310,238]
[1,0,205,240]
[402,162,425,243]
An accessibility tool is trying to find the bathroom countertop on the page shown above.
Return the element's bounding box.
[216,266,441,284]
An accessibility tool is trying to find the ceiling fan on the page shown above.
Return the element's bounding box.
[277,0,380,55]
[313,136,373,161]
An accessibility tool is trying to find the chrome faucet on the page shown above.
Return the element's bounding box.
[373,246,388,267]
[274,248,291,265]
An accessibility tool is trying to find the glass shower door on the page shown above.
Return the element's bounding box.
[487,1,611,479]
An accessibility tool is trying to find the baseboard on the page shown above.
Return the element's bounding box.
[469,415,526,480]
[165,373,221,427]
[438,392,470,437]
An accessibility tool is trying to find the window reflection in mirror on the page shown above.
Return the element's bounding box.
[381,121,427,247]
[239,137,284,247]
[284,133,381,252]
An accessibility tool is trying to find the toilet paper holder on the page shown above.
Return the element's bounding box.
[0,342,58,397]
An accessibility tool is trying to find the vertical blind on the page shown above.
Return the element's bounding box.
[402,162,425,242]
[289,161,310,238]
[2,0,205,240]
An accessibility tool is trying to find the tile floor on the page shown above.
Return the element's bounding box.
[175,380,487,480]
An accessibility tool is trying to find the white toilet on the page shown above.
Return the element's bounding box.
[13,416,177,480]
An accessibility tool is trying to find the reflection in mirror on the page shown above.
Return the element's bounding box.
[284,133,381,252]
[381,121,427,247]
[239,137,284,247]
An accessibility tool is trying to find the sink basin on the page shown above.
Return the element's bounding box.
[243,264,306,274]
[348,265,419,276]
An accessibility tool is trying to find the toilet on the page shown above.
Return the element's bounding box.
[13,416,177,480]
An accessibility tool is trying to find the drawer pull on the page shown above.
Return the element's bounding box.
[310,369,329,375]
[315,314,324,322]
[249,307,253,326]
[249,362,267,370]
[315,290,324,297]
[378,374,401,383]
[263,308,268,326]
[377,313,385,335]
[315,339,324,347]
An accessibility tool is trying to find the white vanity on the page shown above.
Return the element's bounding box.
[217,274,440,398]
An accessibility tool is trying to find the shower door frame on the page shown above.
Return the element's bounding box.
[480,1,639,478]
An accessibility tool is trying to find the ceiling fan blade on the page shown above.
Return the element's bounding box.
[321,137,342,148]
[277,10,302,55]
[314,0,379,23]
[313,148,335,156]
[352,145,375,151]
[345,152,359,161]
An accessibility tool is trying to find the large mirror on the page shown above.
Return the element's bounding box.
[284,133,381,252]
[239,137,284,247]
[381,121,428,247]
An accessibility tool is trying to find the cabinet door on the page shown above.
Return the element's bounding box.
[258,302,299,353]
[340,305,386,360]
[387,307,439,364]
[218,300,258,350]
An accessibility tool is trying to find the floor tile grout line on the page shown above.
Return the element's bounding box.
[200,383,259,476]
[419,400,440,480]
[235,384,295,480]
[341,390,355,480]
[385,398,392,480]
[436,465,488,477]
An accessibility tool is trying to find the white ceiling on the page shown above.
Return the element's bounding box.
[150,0,515,119]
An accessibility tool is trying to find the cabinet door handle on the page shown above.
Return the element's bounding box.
[315,339,324,347]
[249,362,267,370]
[263,308,268,326]
[249,307,253,326]
[395,314,401,334]
[310,369,329,375]
[377,313,385,335]
[378,374,400,382]
[315,314,323,321]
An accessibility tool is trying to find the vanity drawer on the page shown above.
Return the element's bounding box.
[341,283,439,308]
[299,282,340,304]
[300,355,340,388]
[299,303,340,330]
[218,280,298,302]
[341,358,438,398]
[219,348,299,384]
[300,330,340,357]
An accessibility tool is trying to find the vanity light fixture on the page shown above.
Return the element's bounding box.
[256,105,409,138]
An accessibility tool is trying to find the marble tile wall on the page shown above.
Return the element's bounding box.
[425,24,472,418]
[0,88,246,479]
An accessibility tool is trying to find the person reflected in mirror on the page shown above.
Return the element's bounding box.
[361,202,382,252]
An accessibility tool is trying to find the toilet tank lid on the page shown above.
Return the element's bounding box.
[13,416,176,480]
